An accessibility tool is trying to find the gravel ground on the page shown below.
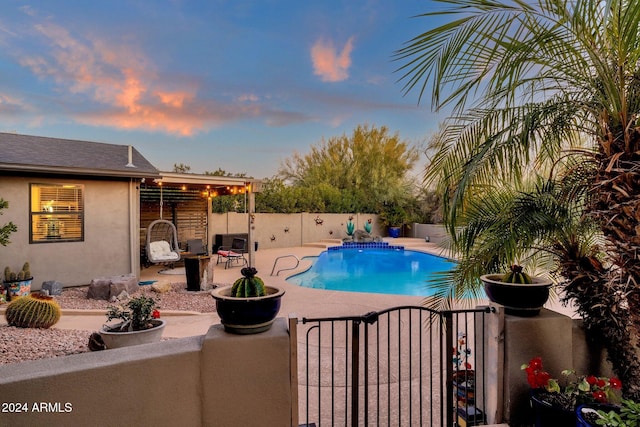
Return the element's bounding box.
[0,282,221,365]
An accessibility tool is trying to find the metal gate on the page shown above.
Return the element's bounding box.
[298,306,493,427]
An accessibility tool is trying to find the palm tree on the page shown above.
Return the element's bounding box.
[395,0,640,396]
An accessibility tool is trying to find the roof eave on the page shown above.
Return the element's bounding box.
[0,163,161,180]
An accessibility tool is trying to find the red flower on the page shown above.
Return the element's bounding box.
[152,309,161,319]
[592,390,607,403]
[596,379,606,388]
[586,375,598,385]
[610,378,622,389]
[529,357,543,370]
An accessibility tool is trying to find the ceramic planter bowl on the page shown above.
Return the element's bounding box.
[99,319,166,349]
[211,285,285,334]
[481,274,552,316]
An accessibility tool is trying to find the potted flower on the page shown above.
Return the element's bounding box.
[3,262,33,301]
[211,267,284,334]
[577,398,640,426]
[522,357,622,427]
[481,264,553,316]
[98,295,165,349]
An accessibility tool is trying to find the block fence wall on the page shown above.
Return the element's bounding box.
[208,212,447,250]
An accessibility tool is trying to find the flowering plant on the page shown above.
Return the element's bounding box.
[522,357,622,411]
[105,295,161,332]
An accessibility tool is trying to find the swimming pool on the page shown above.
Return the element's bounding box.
[287,244,456,296]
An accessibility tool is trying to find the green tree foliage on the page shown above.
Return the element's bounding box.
[276,124,420,213]
[204,168,248,177]
[0,198,17,246]
[172,163,191,173]
[396,0,640,396]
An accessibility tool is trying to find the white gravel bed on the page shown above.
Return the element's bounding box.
[0,282,223,365]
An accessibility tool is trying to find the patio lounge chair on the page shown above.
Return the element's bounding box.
[216,237,248,269]
[186,239,208,255]
[146,219,181,266]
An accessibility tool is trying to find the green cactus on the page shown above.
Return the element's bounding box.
[5,293,61,328]
[22,262,31,279]
[3,262,32,282]
[501,264,533,284]
[231,267,266,297]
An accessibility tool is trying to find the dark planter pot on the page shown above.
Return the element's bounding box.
[211,286,285,334]
[576,404,620,427]
[388,226,401,238]
[530,391,576,427]
[481,274,552,316]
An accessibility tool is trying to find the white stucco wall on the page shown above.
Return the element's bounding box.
[0,176,139,288]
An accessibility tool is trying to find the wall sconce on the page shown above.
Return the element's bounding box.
[270,235,276,241]
[314,216,324,225]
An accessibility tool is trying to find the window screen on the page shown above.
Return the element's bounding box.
[30,184,84,243]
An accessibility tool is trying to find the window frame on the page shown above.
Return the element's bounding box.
[29,183,85,244]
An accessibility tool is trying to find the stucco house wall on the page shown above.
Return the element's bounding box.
[0,176,140,289]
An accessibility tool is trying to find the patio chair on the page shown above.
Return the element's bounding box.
[216,237,248,269]
[146,219,181,266]
[186,239,208,255]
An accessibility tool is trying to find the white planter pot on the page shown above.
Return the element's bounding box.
[99,319,166,349]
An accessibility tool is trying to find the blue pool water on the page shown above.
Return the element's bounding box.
[287,245,456,296]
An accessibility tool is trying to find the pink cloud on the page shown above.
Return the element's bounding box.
[17,21,232,135]
[311,37,355,82]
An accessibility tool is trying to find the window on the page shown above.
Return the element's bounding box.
[30,184,84,243]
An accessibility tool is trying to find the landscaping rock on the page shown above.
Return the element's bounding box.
[151,281,172,293]
[87,274,139,300]
[42,280,64,296]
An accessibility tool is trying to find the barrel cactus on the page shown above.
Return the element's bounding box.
[501,264,533,284]
[231,267,266,297]
[5,293,61,328]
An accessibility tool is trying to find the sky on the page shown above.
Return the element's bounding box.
[0,1,444,179]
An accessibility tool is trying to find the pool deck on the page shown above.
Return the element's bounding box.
[1,237,579,337]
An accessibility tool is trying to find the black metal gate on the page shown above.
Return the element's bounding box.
[298,306,493,427]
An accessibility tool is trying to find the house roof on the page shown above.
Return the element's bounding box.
[0,132,160,179]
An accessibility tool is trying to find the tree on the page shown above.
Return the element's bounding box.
[204,168,248,177]
[172,163,191,173]
[278,124,420,212]
[0,198,17,246]
[396,0,640,396]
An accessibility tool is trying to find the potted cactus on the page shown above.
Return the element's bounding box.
[481,264,553,316]
[3,262,33,301]
[211,267,285,334]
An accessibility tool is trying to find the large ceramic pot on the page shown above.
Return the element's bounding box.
[99,319,166,349]
[2,278,32,302]
[530,391,575,427]
[576,404,620,427]
[388,226,401,238]
[481,274,552,316]
[211,285,285,334]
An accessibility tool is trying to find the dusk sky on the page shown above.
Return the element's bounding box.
[0,1,443,179]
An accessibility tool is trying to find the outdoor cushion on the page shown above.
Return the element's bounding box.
[150,240,179,261]
[217,250,242,257]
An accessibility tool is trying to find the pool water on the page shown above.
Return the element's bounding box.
[287,248,456,296]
